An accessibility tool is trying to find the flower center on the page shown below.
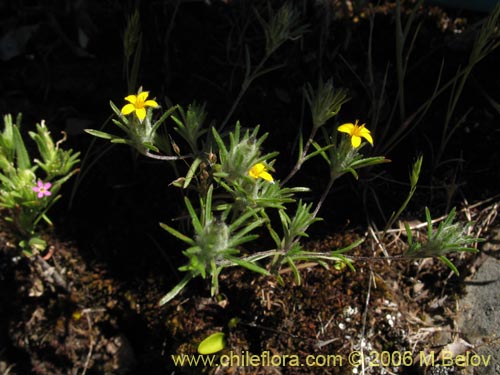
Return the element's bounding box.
[352,125,362,136]
[135,98,145,109]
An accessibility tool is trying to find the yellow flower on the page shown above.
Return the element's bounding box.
[121,91,159,122]
[248,163,274,182]
[337,120,373,148]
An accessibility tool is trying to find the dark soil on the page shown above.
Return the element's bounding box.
[1,1,500,374]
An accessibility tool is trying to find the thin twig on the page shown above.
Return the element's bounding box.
[143,150,192,161]
[358,269,374,375]
[312,176,335,218]
[368,224,389,258]
[80,310,96,375]
[78,308,105,375]
[218,54,270,132]
[35,255,69,291]
[382,195,500,234]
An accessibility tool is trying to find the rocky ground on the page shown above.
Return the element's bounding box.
[1,199,499,374]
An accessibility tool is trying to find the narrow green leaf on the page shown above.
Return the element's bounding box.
[278,209,291,230]
[404,222,413,245]
[159,222,195,245]
[304,143,334,162]
[349,156,390,169]
[184,196,203,234]
[331,238,364,254]
[226,256,270,275]
[143,142,159,152]
[267,224,281,248]
[231,219,264,241]
[110,138,128,144]
[286,256,301,285]
[204,185,213,226]
[211,126,228,159]
[229,209,263,233]
[184,158,202,189]
[0,173,14,187]
[41,213,54,226]
[438,256,459,275]
[346,167,359,179]
[229,234,259,248]
[110,101,124,119]
[297,132,304,163]
[13,126,30,170]
[33,195,61,227]
[111,119,130,133]
[84,129,115,140]
[158,274,193,306]
[425,207,432,237]
[1,114,14,149]
[315,259,330,270]
[152,105,178,134]
[228,208,258,232]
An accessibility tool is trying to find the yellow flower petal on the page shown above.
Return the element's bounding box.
[124,94,137,104]
[249,163,264,179]
[145,99,159,108]
[121,103,136,115]
[135,107,147,121]
[137,91,150,103]
[121,90,158,121]
[359,127,373,145]
[337,123,354,134]
[248,163,273,182]
[338,120,374,148]
[259,171,274,182]
[351,135,362,148]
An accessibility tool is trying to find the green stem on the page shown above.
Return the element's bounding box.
[280,126,319,186]
[218,53,271,132]
[312,175,336,219]
[395,0,406,121]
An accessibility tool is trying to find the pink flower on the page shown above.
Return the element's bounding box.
[32,180,52,198]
